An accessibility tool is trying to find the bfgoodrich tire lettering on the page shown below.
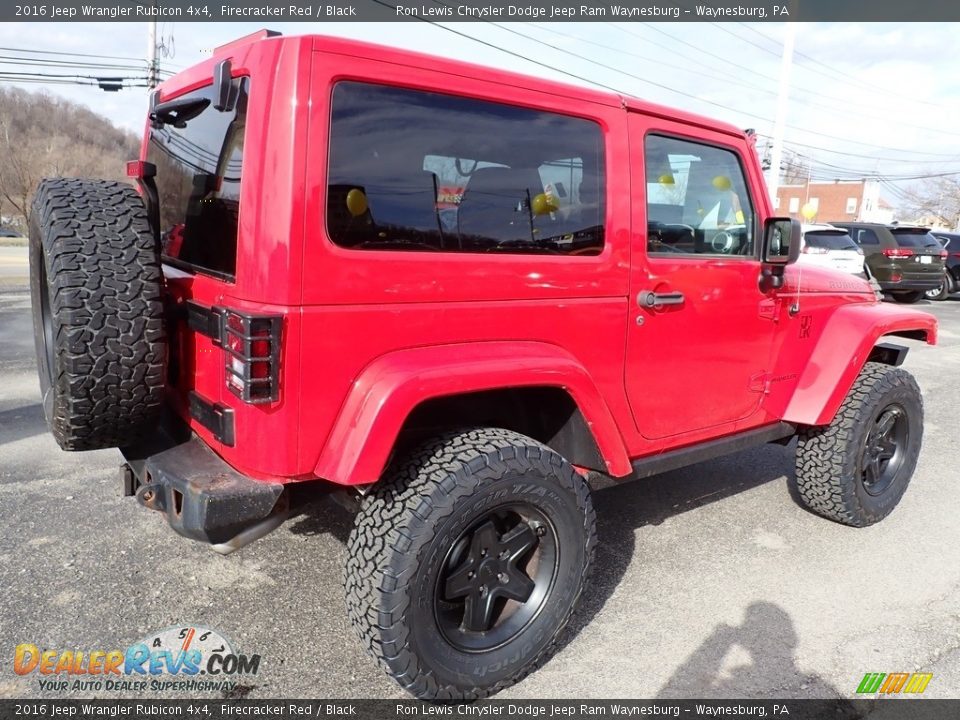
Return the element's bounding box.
[344,428,596,700]
[794,362,922,527]
[29,178,166,450]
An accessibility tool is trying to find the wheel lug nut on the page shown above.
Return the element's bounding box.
[498,572,508,584]
[479,585,487,596]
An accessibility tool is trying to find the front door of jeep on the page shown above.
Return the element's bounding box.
[625,120,775,439]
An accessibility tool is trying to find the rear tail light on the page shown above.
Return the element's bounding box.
[952,252,960,259]
[125,160,156,179]
[802,246,829,255]
[940,250,949,260]
[890,272,902,282]
[222,310,282,404]
[882,248,914,258]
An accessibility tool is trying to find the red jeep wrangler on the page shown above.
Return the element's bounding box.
[29,30,936,700]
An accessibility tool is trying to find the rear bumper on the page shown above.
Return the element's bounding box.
[877,279,941,292]
[121,425,284,545]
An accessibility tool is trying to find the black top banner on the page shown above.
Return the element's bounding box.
[4,0,960,22]
[0,699,953,720]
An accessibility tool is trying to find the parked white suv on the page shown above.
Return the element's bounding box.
[799,223,865,276]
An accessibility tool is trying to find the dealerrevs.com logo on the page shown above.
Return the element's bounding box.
[14,626,261,693]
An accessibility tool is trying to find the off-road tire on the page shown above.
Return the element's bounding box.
[794,362,923,527]
[924,273,950,301]
[891,291,924,304]
[344,428,596,700]
[29,178,166,451]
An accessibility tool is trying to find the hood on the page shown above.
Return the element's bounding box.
[780,265,875,297]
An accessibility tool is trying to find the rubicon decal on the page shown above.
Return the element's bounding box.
[14,626,261,693]
[856,672,933,695]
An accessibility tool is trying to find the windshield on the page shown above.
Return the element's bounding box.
[890,229,941,250]
[804,231,858,251]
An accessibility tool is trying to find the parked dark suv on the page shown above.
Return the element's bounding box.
[832,222,945,303]
[930,231,960,300]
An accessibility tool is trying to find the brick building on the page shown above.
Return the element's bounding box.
[774,179,895,224]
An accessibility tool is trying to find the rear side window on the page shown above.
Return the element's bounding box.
[326,82,605,256]
[148,77,249,279]
[890,229,941,249]
[850,228,879,246]
[804,231,858,251]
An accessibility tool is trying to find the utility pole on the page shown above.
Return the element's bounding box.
[765,18,797,203]
[147,10,158,89]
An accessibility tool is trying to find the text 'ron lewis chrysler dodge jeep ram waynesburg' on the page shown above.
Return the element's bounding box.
[28,30,937,700]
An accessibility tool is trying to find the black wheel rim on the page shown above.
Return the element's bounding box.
[860,403,908,496]
[38,258,55,383]
[434,503,557,653]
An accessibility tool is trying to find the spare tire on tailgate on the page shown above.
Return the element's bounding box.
[29,178,166,451]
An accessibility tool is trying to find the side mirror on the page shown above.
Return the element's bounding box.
[762,217,802,265]
[759,217,801,291]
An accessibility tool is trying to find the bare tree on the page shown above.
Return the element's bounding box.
[0,86,137,230]
[900,176,960,229]
[779,150,812,186]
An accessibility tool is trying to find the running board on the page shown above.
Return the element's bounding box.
[630,422,796,480]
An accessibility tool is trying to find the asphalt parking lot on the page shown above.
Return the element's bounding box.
[1,256,959,701]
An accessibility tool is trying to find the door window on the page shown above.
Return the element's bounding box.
[645,135,755,258]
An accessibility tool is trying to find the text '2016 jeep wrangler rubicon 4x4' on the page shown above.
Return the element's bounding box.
[29,30,937,700]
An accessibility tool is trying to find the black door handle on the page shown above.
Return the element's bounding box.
[637,290,685,309]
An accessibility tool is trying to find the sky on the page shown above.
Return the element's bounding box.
[1,20,959,205]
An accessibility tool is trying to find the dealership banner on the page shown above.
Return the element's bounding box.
[4,0,960,22]
[0,699,954,719]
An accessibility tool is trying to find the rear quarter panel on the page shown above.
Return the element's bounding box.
[296,46,637,478]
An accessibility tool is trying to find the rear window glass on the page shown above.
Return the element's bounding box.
[804,231,858,250]
[148,77,249,279]
[890,229,941,249]
[326,81,605,256]
[849,228,879,246]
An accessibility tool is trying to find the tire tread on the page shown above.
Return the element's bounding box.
[344,427,596,700]
[31,178,165,450]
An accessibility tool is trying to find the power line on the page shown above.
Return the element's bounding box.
[368,0,625,95]
[485,20,960,157]
[0,69,148,82]
[758,134,960,163]
[0,56,148,72]
[0,46,144,63]
[555,24,960,143]
[729,23,950,111]
[0,70,149,90]
[536,24,782,98]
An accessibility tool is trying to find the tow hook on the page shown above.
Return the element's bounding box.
[136,481,166,513]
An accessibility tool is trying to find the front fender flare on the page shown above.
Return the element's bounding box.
[314,341,632,486]
[781,303,936,427]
